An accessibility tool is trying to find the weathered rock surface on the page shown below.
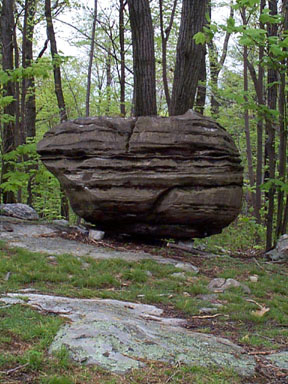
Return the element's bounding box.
[267,351,288,370]
[0,293,255,376]
[208,278,251,294]
[0,203,39,221]
[0,216,199,272]
[37,110,243,239]
[266,234,288,261]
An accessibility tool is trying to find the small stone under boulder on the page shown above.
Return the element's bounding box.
[37,110,243,239]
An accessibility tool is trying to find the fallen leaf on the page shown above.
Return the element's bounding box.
[251,307,270,317]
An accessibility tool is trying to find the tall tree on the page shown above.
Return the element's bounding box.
[195,54,207,115]
[265,0,278,250]
[169,0,208,116]
[241,7,256,215]
[21,0,37,139]
[86,0,98,117]
[127,0,157,116]
[45,0,69,219]
[1,0,16,203]
[208,1,234,118]
[246,0,266,223]
[45,0,67,123]
[119,0,126,116]
[276,0,288,236]
[159,0,178,109]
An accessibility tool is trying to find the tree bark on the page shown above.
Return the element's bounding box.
[45,0,67,123]
[265,0,278,250]
[127,0,157,116]
[105,49,112,115]
[277,0,288,236]
[195,53,207,115]
[45,0,69,219]
[255,0,266,224]
[159,0,178,110]
[119,0,126,116]
[86,0,97,117]
[242,8,256,215]
[208,1,234,118]
[21,0,37,139]
[169,0,208,116]
[0,0,16,203]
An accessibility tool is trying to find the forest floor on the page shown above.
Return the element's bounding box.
[0,229,288,384]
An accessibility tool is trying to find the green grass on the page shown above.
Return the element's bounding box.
[0,240,287,383]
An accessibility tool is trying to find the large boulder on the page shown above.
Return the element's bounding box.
[37,110,243,238]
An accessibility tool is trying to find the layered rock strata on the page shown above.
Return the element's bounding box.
[37,110,243,238]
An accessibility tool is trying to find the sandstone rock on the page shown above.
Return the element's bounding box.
[37,110,243,239]
[0,203,39,221]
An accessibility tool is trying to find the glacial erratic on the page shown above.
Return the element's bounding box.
[37,110,243,238]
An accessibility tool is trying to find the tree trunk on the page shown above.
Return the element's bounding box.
[119,0,126,117]
[106,49,112,115]
[242,8,256,215]
[86,0,97,117]
[127,0,157,116]
[195,53,207,115]
[45,0,67,123]
[277,0,288,236]
[265,0,278,250]
[159,0,178,110]
[255,0,266,224]
[45,0,69,220]
[13,26,21,147]
[208,41,221,117]
[208,1,233,118]
[21,0,37,139]
[0,0,16,203]
[169,0,208,116]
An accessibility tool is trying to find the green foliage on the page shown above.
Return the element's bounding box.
[194,216,265,252]
[0,141,63,219]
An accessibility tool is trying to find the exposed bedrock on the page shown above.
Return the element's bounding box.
[37,110,243,238]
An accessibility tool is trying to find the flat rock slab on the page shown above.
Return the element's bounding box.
[267,352,288,370]
[1,293,255,376]
[0,217,198,273]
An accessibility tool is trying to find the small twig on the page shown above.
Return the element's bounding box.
[191,313,225,319]
[5,363,29,375]
[253,257,265,270]
[247,350,275,356]
[166,369,181,383]
[245,298,264,309]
